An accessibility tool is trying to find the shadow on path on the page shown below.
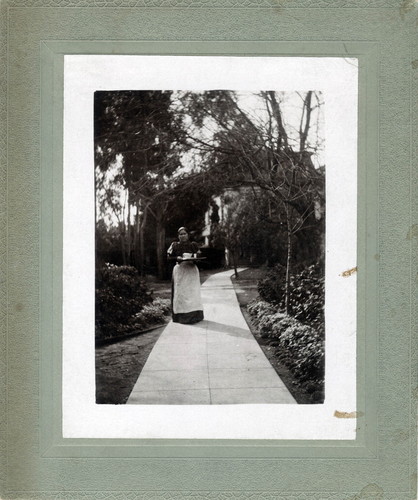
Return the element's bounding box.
[127,268,297,405]
[193,320,251,338]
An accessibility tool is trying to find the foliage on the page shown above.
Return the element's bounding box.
[247,299,277,318]
[198,247,225,269]
[131,298,171,330]
[95,90,187,277]
[233,192,285,266]
[95,264,154,340]
[257,264,287,303]
[165,181,213,240]
[95,90,183,181]
[258,263,324,329]
[95,90,325,283]
[248,298,324,398]
[180,90,325,308]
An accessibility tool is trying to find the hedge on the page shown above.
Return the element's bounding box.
[95,264,169,341]
[248,298,325,397]
[257,263,324,329]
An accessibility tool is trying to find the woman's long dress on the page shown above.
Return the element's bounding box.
[167,241,204,324]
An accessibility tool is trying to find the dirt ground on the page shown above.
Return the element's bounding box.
[95,269,216,404]
[95,326,166,404]
[96,266,312,404]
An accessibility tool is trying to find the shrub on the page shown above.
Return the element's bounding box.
[272,316,298,339]
[95,264,153,340]
[257,264,286,305]
[290,265,325,328]
[257,312,287,339]
[131,298,171,330]
[258,263,324,328]
[247,299,277,319]
[247,298,325,394]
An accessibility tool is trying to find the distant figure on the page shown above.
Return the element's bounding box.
[167,227,204,324]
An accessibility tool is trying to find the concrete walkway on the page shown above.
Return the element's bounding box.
[127,269,296,405]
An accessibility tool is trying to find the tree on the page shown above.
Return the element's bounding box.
[94,89,325,301]
[179,90,325,312]
[94,91,186,277]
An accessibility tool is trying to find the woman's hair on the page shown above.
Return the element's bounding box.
[177,226,188,234]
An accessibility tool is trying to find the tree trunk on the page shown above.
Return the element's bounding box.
[284,215,292,315]
[137,202,149,276]
[120,203,128,265]
[120,230,127,266]
[299,91,312,152]
[138,225,145,275]
[267,91,289,150]
[133,198,140,270]
[232,247,239,279]
[126,194,132,265]
[155,205,167,280]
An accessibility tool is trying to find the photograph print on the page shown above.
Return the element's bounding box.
[94,89,326,406]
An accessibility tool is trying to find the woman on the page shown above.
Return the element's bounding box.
[167,227,204,324]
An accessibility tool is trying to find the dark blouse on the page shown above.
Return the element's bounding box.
[167,241,199,260]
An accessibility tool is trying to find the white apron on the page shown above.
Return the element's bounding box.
[172,262,203,314]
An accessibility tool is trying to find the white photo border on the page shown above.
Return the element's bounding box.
[63,55,357,440]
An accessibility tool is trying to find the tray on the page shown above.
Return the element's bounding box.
[179,257,207,262]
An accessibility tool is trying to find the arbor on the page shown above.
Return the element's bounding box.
[180,90,325,311]
[94,89,325,299]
